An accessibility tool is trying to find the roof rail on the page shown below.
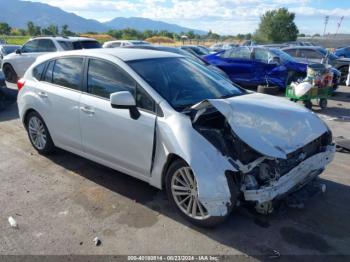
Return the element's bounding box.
[32,35,70,39]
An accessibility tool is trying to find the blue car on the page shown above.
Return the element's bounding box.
[203,46,309,89]
[334,46,350,58]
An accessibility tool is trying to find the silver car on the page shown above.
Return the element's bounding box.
[17,49,335,227]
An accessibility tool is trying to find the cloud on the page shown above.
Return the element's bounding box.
[28,0,350,35]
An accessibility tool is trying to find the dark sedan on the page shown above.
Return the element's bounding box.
[282,46,349,84]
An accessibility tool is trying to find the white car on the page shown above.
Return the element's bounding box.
[102,40,150,48]
[17,49,335,226]
[2,36,101,83]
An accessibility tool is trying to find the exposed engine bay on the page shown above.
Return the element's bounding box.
[191,106,335,214]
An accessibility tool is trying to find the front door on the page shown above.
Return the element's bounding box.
[80,58,157,178]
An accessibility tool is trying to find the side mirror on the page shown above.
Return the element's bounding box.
[272,56,280,64]
[15,49,22,55]
[110,91,140,120]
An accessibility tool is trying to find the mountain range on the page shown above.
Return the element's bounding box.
[0,0,206,34]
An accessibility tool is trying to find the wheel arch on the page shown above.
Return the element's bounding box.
[161,153,187,189]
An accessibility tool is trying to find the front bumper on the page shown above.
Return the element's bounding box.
[243,145,336,203]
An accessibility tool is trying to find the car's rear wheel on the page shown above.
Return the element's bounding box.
[3,64,18,83]
[166,159,230,227]
[26,111,55,154]
[339,65,349,85]
[257,85,280,95]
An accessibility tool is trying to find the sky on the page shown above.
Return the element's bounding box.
[29,0,350,35]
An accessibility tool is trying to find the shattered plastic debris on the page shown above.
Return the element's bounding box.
[268,250,281,259]
[8,216,18,228]
[93,237,101,246]
[318,114,350,122]
[334,136,350,153]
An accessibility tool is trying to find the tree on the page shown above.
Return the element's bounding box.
[27,21,36,35]
[255,8,299,43]
[27,21,41,36]
[0,23,11,35]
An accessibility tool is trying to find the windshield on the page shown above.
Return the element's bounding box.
[131,41,150,45]
[58,40,101,50]
[128,57,245,111]
[269,48,296,63]
[2,45,20,54]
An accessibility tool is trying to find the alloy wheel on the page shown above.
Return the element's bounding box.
[171,167,209,220]
[28,116,47,150]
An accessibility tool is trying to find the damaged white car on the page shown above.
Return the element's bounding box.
[17,49,335,227]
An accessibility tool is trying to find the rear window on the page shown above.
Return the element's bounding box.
[58,40,101,50]
[3,46,20,55]
[52,58,83,90]
[33,62,46,80]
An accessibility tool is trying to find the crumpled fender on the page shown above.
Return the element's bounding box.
[149,105,235,217]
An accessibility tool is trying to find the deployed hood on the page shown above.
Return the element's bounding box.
[192,93,328,159]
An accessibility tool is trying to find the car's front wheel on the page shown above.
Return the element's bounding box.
[26,111,55,154]
[166,159,230,227]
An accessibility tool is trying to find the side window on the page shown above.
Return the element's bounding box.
[87,59,135,98]
[136,85,155,112]
[37,39,57,52]
[52,58,83,90]
[87,59,155,112]
[32,62,47,80]
[284,49,297,57]
[223,47,251,59]
[254,49,271,63]
[111,42,121,48]
[22,40,39,53]
[300,49,322,59]
[43,61,55,82]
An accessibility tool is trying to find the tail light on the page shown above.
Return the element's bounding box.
[17,79,26,91]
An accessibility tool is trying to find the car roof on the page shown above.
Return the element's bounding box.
[282,46,323,50]
[36,48,183,63]
[30,36,96,42]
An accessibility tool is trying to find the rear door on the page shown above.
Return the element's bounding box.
[79,58,156,178]
[36,57,83,152]
[218,47,255,85]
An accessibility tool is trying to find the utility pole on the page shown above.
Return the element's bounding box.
[335,16,344,36]
[323,15,329,37]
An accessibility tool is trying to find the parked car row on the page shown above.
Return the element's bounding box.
[17,48,335,226]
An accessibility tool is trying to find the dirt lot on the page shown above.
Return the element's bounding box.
[0,84,350,258]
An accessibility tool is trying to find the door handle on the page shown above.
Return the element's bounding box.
[80,106,95,115]
[38,91,48,98]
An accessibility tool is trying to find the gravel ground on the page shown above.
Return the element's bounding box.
[0,84,349,259]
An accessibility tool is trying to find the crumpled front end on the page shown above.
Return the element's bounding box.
[189,93,335,215]
[243,145,335,204]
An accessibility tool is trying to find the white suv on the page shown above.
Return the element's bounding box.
[102,40,150,48]
[2,36,101,83]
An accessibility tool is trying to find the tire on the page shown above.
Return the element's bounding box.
[2,64,18,84]
[319,98,327,109]
[257,85,280,95]
[25,111,55,155]
[303,100,313,109]
[166,159,231,227]
[339,65,349,85]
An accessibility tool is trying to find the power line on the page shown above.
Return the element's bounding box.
[335,16,344,36]
[323,15,329,37]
